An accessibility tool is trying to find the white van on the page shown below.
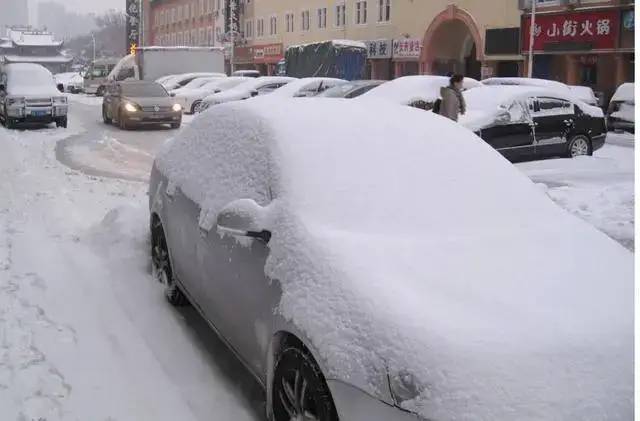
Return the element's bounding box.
[0,63,68,129]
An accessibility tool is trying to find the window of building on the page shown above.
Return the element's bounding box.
[257,18,265,37]
[245,20,253,38]
[199,28,205,44]
[301,10,310,31]
[285,13,294,32]
[270,16,277,35]
[355,1,367,24]
[335,4,346,27]
[378,0,391,22]
[318,8,327,29]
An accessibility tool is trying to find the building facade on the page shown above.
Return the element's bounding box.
[0,26,72,73]
[521,0,634,100]
[148,0,225,48]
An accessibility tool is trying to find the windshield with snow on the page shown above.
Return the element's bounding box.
[9,68,54,88]
[121,83,168,97]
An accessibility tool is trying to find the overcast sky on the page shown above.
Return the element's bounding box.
[34,0,123,15]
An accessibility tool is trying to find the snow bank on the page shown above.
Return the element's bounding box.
[156,98,633,419]
[611,83,634,102]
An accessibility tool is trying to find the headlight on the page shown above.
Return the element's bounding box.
[388,370,424,405]
[124,102,138,113]
[7,97,25,106]
[172,103,182,112]
[53,96,67,104]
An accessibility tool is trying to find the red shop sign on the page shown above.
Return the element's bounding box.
[253,43,284,64]
[522,10,619,52]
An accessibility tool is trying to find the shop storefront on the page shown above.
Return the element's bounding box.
[363,39,393,80]
[232,46,255,72]
[522,8,632,101]
[392,38,422,78]
[253,43,284,76]
[483,27,523,78]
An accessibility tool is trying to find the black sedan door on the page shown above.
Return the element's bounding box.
[478,100,535,161]
[531,97,575,157]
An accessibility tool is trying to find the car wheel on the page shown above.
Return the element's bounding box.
[151,219,189,307]
[171,122,181,129]
[96,86,105,97]
[272,346,338,421]
[568,134,591,158]
[5,117,15,129]
[56,117,68,128]
[190,100,201,114]
[102,107,112,124]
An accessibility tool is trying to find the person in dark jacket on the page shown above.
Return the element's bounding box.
[439,74,466,122]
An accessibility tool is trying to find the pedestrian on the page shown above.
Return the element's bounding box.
[439,74,466,122]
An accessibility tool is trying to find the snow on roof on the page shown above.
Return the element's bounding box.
[482,77,572,93]
[137,46,224,52]
[611,83,634,102]
[9,30,62,47]
[568,85,597,104]
[3,55,72,63]
[156,98,632,420]
[357,75,479,105]
[287,39,367,50]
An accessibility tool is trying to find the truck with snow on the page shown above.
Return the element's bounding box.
[284,40,367,81]
[105,47,225,87]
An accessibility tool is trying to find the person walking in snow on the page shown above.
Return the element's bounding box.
[439,74,466,122]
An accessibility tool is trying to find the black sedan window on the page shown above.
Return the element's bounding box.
[536,97,573,115]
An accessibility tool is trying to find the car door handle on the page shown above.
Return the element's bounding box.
[563,119,574,125]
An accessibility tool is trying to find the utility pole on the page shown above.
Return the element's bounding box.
[91,32,96,64]
[527,0,536,78]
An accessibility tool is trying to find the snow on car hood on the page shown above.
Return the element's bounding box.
[156,99,633,419]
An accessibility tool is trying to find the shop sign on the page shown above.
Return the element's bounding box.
[364,39,392,59]
[253,43,284,63]
[522,10,619,52]
[233,46,253,64]
[125,0,140,55]
[392,38,422,59]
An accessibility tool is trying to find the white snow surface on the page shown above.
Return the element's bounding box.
[482,77,572,94]
[156,98,633,420]
[267,77,346,98]
[612,102,635,122]
[611,82,635,102]
[568,85,598,105]
[204,77,296,104]
[5,63,61,97]
[0,119,259,420]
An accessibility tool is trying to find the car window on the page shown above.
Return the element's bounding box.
[533,97,574,117]
[121,83,168,97]
[256,83,283,94]
[345,85,377,99]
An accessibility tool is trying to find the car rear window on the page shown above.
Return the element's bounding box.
[121,83,168,97]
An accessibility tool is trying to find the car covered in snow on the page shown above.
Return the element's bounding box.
[197,76,296,111]
[0,63,68,129]
[232,69,261,78]
[55,72,84,93]
[607,82,634,134]
[161,72,226,91]
[357,75,480,110]
[102,81,182,130]
[177,77,252,114]
[568,85,599,107]
[461,85,607,162]
[168,76,219,96]
[266,77,347,99]
[149,98,632,421]
[316,79,386,98]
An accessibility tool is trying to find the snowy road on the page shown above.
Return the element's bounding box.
[0,95,634,420]
[0,98,263,420]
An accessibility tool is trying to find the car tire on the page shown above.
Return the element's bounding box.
[190,100,201,114]
[567,134,591,158]
[96,86,105,97]
[272,346,338,421]
[171,122,181,129]
[5,117,15,129]
[102,107,112,124]
[151,219,189,307]
[56,117,68,128]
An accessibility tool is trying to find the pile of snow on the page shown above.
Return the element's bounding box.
[611,83,634,102]
[288,39,367,51]
[482,77,572,93]
[156,98,633,420]
[5,63,61,97]
[568,85,598,106]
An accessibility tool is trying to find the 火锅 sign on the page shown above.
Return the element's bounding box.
[522,10,619,52]
[126,0,141,54]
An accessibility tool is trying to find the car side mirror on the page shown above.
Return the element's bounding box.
[216,199,271,242]
[170,92,176,97]
[250,90,259,97]
[57,83,64,93]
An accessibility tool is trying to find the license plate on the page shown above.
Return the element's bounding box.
[31,110,48,116]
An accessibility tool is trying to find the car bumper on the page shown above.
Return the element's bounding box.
[592,133,606,151]
[327,380,424,421]
[7,105,67,121]
[123,111,181,125]
[608,118,634,133]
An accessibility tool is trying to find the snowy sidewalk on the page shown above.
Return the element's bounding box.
[0,125,261,421]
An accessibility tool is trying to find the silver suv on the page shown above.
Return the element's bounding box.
[0,63,68,129]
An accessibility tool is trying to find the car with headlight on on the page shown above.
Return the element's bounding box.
[102,81,182,130]
[149,98,632,421]
[0,63,68,129]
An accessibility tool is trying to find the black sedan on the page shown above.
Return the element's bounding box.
[461,86,607,162]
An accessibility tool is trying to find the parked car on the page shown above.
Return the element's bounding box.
[149,98,632,421]
[232,69,261,78]
[482,77,572,92]
[161,72,226,91]
[177,77,251,114]
[197,76,296,111]
[460,85,606,162]
[83,57,119,95]
[102,81,182,130]
[169,76,219,96]
[357,75,480,110]
[55,72,84,93]
[568,85,599,106]
[267,77,347,99]
[607,82,634,133]
[316,80,386,98]
[0,63,68,129]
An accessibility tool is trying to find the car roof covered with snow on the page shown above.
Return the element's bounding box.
[357,75,480,105]
[482,77,572,92]
[3,62,60,96]
[204,76,297,103]
[155,98,632,420]
[267,77,346,98]
[611,82,634,102]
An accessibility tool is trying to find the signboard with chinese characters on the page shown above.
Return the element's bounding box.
[364,39,392,59]
[253,43,284,64]
[522,11,619,52]
[392,38,422,59]
[126,0,141,55]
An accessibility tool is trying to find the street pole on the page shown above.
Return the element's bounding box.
[527,0,536,78]
[91,33,96,65]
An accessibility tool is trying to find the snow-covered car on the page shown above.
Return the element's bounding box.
[357,75,480,110]
[316,79,386,98]
[607,82,634,133]
[0,63,68,129]
[149,98,632,421]
[482,76,572,92]
[169,76,219,96]
[568,85,599,106]
[161,72,226,91]
[197,76,296,111]
[55,72,84,93]
[267,77,347,98]
[461,85,606,161]
[232,69,261,78]
[177,77,251,114]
